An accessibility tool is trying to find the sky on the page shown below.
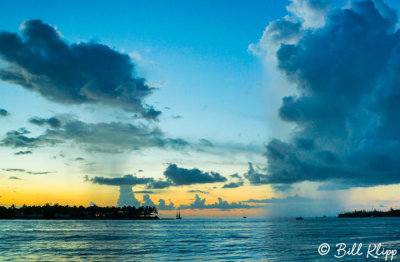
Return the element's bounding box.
[1,0,400,217]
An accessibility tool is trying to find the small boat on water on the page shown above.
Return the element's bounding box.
[243,216,247,219]
[296,217,304,220]
[176,208,182,219]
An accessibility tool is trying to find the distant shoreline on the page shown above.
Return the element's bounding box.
[338,208,400,218]
[0,204,159,220]
[0,217,159,220]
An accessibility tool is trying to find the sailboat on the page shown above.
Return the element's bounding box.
[176,208,182,219]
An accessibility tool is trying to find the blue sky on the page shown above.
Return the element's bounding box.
[0,0,291,145]
[2,0,400,217]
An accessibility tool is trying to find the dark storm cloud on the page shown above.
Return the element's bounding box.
[256,0,400,188]
[0,20,160,119]
[179,194,251,210]
[146,164,229,189]
[222,173,244,188]
[243,162,269,185]
[14,150,32,155]
[0,128,59,148]
[163,164,227,186]
[86,174,153,186]
[230,173,241,179]
[29,117,61,129]
[146,179,172,189]
[0,109,9,117]
[222,181,244,188]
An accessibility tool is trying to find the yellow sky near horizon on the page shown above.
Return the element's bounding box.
[2,150,400,217]
[0,171,274,216]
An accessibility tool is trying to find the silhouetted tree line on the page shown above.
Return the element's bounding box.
[0,204,158,219]
[338,208,400,218]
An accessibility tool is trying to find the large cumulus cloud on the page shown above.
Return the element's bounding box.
[0,20,160,119]
[117,185,141,207]
[255,0,400,189]
[163,164,227,186]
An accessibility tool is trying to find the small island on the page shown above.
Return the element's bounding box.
[338,208,400,218]
[0,204,159,220]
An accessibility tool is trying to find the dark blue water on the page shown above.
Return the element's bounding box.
[1,218,400,261]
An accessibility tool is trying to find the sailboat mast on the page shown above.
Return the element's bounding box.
[176,208,182,219]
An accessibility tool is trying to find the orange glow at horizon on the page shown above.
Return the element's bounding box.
[0,175,273,217]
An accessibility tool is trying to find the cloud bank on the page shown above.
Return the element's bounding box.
[86,174,153,186]
[3,168,52,175]
[254,0,400,189]
[0,128,58,148]
[0,19,160,119]
[88,164,229,191]
[1,116,188,153]
[180,194,251,210]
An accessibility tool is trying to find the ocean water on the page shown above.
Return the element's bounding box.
[1,217,400,261]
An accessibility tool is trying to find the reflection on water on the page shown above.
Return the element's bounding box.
[1,218,400,261]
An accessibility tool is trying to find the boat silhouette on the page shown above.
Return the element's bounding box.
[176,208,182,219]
[296,217,304,220]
